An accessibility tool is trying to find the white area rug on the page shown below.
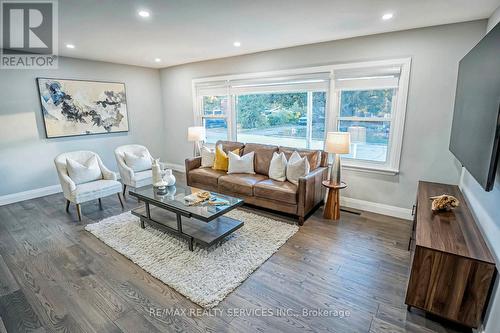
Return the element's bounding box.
[85,209,298,308]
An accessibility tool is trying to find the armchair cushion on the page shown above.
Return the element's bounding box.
[123,151,152,172]
[130,170,153,188]
[66,155,102,184]
[69,179,122,203]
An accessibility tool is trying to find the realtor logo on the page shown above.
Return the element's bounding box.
[1,0,58,69]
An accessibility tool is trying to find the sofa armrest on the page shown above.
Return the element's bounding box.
[298,166,328,218]
[185,157,202,172]
[185,157,202,186]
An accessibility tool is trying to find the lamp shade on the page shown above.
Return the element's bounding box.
[187,126,206,142]
[324,132,351,154]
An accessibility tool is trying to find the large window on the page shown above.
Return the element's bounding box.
[193,58,410,174]
[338,89,395,162]
[201,96,228,144]
[235,91,326,149]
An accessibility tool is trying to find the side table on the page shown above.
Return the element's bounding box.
[322,180,347,220]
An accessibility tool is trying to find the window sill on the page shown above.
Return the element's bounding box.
[341,163,399,176]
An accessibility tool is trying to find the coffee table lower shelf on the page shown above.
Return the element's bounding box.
[131,205,244,251]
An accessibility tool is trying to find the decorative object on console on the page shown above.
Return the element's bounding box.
[268,152,287,181]
[324,132,351,184]
[37,78,128,138]
[430,194,460,211]
[286,151,310,185]
[200,146,215,167]
[188,126,206,156]
[227,151,255,174]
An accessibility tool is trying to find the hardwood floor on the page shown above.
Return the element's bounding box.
[0,173,470,333]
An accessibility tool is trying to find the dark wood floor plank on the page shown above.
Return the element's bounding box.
[0,255,19,297]
[0,290,44,333]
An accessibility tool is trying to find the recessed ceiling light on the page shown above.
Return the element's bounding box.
[382,13,393,20]
[138,10,150,18]
[154,58,161,63]
[66,44,75,49]
[233,41,241,47]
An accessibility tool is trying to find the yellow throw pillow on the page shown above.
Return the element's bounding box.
[212,145,239,171]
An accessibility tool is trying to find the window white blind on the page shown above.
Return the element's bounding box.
[196,80,228,97]
[195,73,330,96]
[334,66,401,90]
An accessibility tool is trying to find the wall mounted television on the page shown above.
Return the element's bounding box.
[449,22,500,191]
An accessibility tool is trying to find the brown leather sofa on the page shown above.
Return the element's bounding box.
[185,140,328,225]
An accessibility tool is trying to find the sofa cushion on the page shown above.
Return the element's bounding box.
[254,179,298,204]
[228,151,255,174]
[218,174,267,196]
[278,147,321,171]
[242,143,279,176]
[189,167,226,187]
[215,140,245,155]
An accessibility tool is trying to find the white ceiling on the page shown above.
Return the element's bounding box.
[52,0,500,68]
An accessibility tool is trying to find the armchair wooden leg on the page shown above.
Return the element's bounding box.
[98,198,103,209]
[122,184,127,197]
[65,200,70,213]
[76,204,82,221]
[117,193,124,208]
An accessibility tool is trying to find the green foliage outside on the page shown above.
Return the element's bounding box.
[340,89,393,118]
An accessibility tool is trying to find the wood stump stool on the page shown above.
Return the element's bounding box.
[322,181,347,220]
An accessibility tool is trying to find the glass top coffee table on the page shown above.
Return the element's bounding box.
[129,185,244,251]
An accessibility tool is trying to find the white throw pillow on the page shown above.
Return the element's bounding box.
[269,152,287,181]
[286,151,310,185]
[66,155,102,185]
[200,146,215,168]
[227,151,255,174]
[123,151,152,172]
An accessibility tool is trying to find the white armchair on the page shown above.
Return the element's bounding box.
[54,151,123,221]
[114,144,155,196]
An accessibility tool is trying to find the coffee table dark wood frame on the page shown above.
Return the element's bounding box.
[129,189,244,251]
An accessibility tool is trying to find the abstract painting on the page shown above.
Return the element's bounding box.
[37,78,129,138]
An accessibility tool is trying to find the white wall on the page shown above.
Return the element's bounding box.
[0,56,165,198]
[460,6,500,333]
[159,20,486,210]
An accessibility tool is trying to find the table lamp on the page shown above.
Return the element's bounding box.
[324,132,351,184]
[187,126,206,157]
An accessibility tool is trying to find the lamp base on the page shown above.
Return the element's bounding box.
[330,154,342,185]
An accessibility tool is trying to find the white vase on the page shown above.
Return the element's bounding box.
[163,169,176,186]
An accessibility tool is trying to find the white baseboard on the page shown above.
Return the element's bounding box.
[341,196,413,220]
[164,162,186,172]
[1,167,412,221]
[0,184,62,206]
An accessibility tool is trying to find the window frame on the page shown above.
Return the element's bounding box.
[192,58,411,175]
